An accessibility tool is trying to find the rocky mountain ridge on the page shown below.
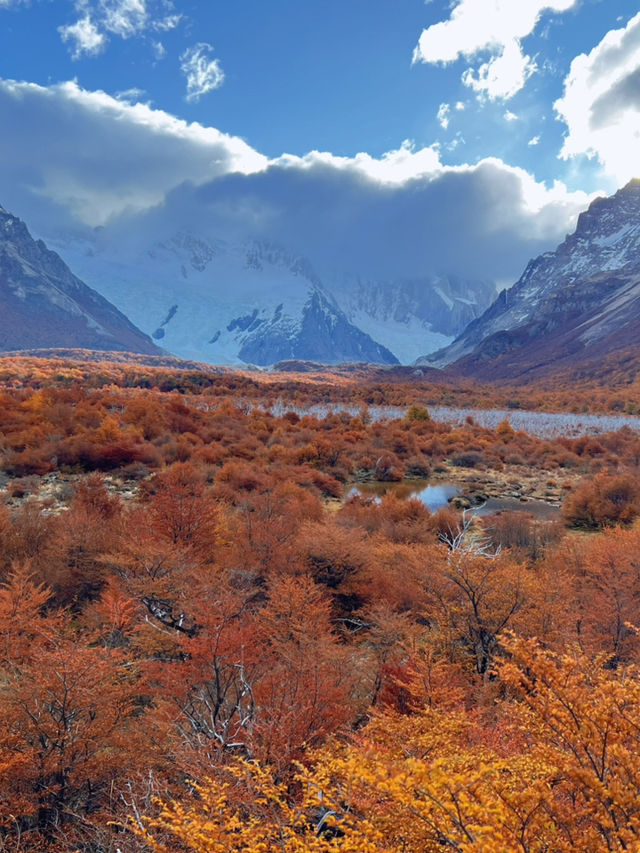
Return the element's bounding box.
[420,179,640,377]
[327,272,496,365]
[0,205,160,355]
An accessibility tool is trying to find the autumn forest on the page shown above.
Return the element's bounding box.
[2,355,640,852]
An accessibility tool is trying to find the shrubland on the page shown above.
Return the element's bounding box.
[0,355,639,850]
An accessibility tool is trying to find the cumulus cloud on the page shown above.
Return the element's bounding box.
[58,15,106,59]
[273,141,442,186]
[461,39,536,100]
[413,0,577,64]
[414,0,577,100]
[180,43,225,101]
[0,77,593,287]
[120,157,591,287]
[0,78,267,227]
[555,11,640,184]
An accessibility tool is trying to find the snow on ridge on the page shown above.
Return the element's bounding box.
[593,222,636,248]
[434,286,454,310]
[51,232,398,365]
[347,309,452,365]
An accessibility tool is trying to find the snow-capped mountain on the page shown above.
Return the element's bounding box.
[55,234,398,366]
[419,179,640,376]
[327,274,496,365]
[0,203,160,355]
[49,223,498,367]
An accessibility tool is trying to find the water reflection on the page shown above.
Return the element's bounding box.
[347,480,459,511]
[347,480,560,518]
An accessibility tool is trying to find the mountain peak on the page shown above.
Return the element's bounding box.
[419,181,640,376]
[0,202,161,355]
[572,181,640,246]
[57,228,402,366]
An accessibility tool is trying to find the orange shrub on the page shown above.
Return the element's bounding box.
[562,470,640,529]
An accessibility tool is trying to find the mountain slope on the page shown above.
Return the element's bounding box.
[419,179,640,378]
[55,234,398,366]
[0,204,160,355]
[326,273,496,364]
[53,226,498,366]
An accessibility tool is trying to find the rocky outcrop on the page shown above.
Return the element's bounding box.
[238,290,398,365]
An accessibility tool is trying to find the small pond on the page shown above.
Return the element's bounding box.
[347,480,458,512]
[346,480,560,519]
[471,496,559,520]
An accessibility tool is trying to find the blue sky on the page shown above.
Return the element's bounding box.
[1,0,639,285]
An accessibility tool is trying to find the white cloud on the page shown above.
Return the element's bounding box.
[274,140,443,186]
[99,0,147,37]
[555,11,640,184]
[180,43,225,102]
[461,39,536,100]
[455,101,466,111]
[528,135,541,145]
[0,77,594,288]
[447,132,465,151]
[115,87,146,102]
[152,40,166,60]
[0,78,267,226]
[119,156,593,286]
[58,15,106,59]
[414,0,577,100]
[414,0,577,64]
[437,102,451,129]
[504,110,519,121]
[152,12,181,31]
[57,0,182,57]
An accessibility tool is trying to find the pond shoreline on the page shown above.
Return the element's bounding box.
[340,462,573,518]
[427,464,567,507]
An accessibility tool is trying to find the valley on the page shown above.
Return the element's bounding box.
[0,351,637,850]
[0,98,639,853]
[2,0,639,847]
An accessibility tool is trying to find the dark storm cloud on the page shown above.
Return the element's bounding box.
[116,157,589,284]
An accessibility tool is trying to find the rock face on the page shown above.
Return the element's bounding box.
[419,179,640,377]
[55,234,399,366]
[0,204,161,355]
[237,289,397,365]
[325,273,496,365]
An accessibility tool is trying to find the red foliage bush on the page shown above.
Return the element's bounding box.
[562,470,640,529]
